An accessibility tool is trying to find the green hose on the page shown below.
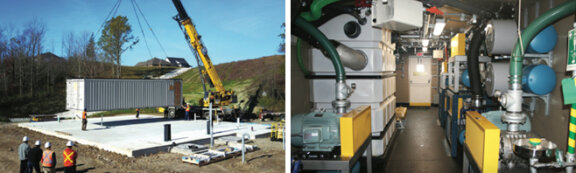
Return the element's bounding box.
[296,38,310,76]
[300,0,340,21]
[295,16,346,81]
[510,0,576,86]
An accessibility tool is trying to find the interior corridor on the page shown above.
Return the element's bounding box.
[373,107,460,172]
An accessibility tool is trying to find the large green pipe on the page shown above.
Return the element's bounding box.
[295,16,346,81]
[296,38,310,76]
[510,0,576,86]
[300,0,340,21]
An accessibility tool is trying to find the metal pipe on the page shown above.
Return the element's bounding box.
[568,153,575,173]
[209,103,213,148]
[295,16,350,113]
[242,133,250,164]
[333,41,367,71]
[503,0,576,130]
[530,158,538,173]
[422,14,431,39]
[295,17,346,81]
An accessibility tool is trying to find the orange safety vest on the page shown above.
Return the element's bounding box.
[82,111,87,119]
[63,148,77,167]
[41,151,54,167]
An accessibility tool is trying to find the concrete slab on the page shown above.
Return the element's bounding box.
[18,114,270,157]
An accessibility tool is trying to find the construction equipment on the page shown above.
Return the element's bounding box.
[270,120,284,141]
[171,0,237,111]
[222,85,262,121]
[181,142,257,166]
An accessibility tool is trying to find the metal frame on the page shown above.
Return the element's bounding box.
[445,89,471,158]
[438,88,447,128]
[301,137,373,173]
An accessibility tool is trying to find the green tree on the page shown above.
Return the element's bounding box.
[86,34,97,77]
[278,23,285,53]
[98,16,138,78]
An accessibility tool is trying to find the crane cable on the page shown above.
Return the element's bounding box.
[97,0,122,36]
[130,0,153,59]
[131,0,169,58]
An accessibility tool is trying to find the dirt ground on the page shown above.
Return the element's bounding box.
[0,123,285,173]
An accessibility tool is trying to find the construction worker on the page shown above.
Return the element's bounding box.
[41,142,56,173]
[185,104,190,120]
[63,141,77,173]
[136,108,140,119]
[28,140,43,173]
[18,136,30,173]
[81,108,87,131]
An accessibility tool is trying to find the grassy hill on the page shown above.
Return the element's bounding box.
[0,55,285,121]
[175,55,285,112]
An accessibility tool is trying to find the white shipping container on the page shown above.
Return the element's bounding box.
[66,79,183,111]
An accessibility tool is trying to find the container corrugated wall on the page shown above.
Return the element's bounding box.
[66,79,183,111]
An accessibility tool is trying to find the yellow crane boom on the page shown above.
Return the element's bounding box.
[171,0,235,107]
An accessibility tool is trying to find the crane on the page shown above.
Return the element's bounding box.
[171,0,237,109]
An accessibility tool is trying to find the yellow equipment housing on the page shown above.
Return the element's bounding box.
[451,33,466,57]
[465,111,500,173]
[339,105,372,159]
[270,120,285,141]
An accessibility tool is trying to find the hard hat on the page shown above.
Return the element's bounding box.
[44,142,51,148]
[22,136,28,142]
[35,140,41,146]
[66,141,74,147]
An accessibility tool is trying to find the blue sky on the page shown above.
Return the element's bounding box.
[0,0,285,66]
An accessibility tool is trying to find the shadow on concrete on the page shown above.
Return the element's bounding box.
[93,118,172,127]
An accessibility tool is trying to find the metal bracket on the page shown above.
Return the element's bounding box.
[522,93,551,116]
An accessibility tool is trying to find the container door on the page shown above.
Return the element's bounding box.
[408,57,432,106]
[174,81,182,107]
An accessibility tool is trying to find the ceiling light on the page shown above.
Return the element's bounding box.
[422,39,429,47]
[433,19,446,36]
